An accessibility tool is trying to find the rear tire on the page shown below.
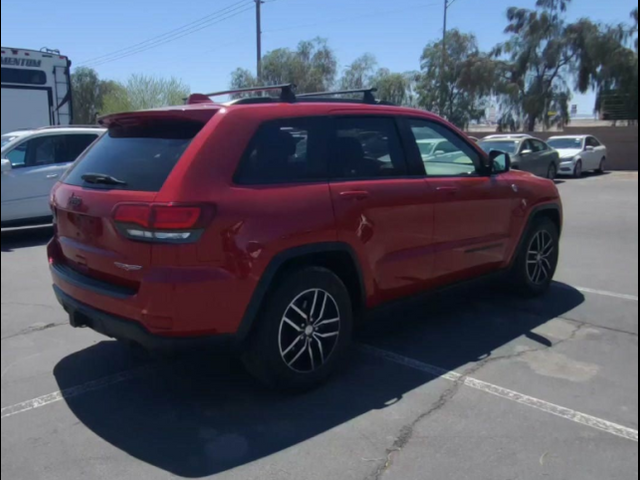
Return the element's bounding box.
[242,267,354,392]
[597,158,606,174]
[574,160,583,179]
[510,218,560,298]
[547,163,558,180]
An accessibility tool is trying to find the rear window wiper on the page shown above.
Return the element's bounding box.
[81,173,127,186]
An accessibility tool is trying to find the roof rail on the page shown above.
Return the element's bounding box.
[297,88,379,104]
[186,84,297,105]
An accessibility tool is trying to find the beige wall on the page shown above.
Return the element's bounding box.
[470,126,638,171]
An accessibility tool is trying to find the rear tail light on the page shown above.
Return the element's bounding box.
[113,204,214,243]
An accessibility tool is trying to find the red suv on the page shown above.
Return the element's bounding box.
[48,86,562,391]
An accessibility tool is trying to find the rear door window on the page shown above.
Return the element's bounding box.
[64,121,203,192]
[330,117,409,179]
[235,118,328,185]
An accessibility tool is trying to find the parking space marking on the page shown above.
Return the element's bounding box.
[1,365,152,420]
[2,345,638,445]
[360,345,639,443]
[574,286,638,302]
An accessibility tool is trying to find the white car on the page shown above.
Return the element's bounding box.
[1,126,105,227]
[547,135,608,178]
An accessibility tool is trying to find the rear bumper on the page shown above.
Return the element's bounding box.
[48,238,257,338]
[54,286,236,353]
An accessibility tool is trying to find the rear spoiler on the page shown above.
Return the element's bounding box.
[99,106,220,128]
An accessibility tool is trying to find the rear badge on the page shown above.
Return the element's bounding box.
[115,262,143,272]
[68,194,83,209]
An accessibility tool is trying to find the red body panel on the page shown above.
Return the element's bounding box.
[49,102,563,339]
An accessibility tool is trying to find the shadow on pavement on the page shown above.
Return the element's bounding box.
[1,226,53,253]
[54,282,585,478]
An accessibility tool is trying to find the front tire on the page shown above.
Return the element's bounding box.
[242,267,354,392]
[574,160,583,179]
[547,163,558,180]
[510,218,560,297]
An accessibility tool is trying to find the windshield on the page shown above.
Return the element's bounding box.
[1,135,18,149]
[478,140,519,155]
[548,138,584,150]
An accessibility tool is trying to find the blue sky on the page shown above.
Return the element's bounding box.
[1,0,637,114]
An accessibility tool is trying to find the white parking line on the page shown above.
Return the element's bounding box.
[3,347,638,445]
[360,345,639,443]
[1,365,152,420]
[574,286,638,302]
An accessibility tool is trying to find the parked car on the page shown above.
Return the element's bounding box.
[547,135,608,178]
[48,87,563,391]
[1,126,104,227]
[478,135,560,180]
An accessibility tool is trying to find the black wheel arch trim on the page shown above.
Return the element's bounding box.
[511,203,562,268]
[236,242,366,342]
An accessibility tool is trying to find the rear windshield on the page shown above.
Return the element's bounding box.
[63,121,204,192]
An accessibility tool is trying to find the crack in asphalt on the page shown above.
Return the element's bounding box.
[368,377,465,480]
[366,323,586,479]
[1,322,67,341]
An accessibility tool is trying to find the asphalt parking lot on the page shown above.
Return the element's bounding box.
[1,172,638,480]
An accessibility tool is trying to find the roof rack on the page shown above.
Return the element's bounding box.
[186,84,392,106]
[186,84,296,105]
[297,88,379,104]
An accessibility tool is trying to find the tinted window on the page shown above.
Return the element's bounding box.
[408,119,479,177]
[587,137,601,148]
[332,117,408,179]
[6,143,27,167]
[64,121,203,192]
[235,118,327,185]
[64,134,99,162]
[2,68,47,85]
[7,135,80,168]
[531,140,548,153]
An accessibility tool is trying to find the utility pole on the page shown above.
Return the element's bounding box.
[256,0,263,81]
[440,0,458,118]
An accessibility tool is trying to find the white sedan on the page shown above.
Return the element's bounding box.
[547,135,608,178]
[1,126,104,227]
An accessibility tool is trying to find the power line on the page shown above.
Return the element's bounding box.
[79,1,254,67]
[264,2,441,35]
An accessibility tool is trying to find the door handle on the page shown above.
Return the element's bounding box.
[340,191,370,201]
[46,174,59,179]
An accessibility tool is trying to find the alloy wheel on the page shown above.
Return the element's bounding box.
[527,230,555,285]
[278,289,341,374]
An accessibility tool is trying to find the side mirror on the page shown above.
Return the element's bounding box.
[586,146,596,152]
[1,159,11,173]
[521,149,533,156]
[490,150,511,174]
